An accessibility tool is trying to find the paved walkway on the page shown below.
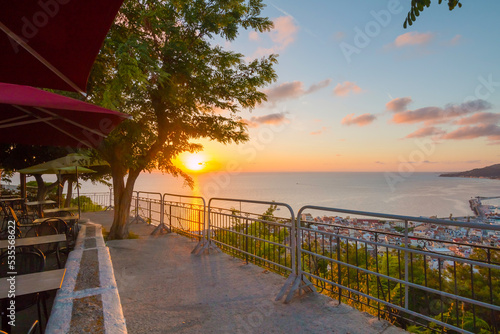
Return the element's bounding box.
[85,211,407,334]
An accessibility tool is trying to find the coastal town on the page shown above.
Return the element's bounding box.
[300,196,500,264]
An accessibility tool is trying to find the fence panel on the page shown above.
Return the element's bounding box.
[293,205,500,334]
[207,198,296,278]
[69,191,112,212]
[162,193,205,240]
[134,192,163,226]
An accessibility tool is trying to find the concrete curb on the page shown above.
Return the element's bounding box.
[46,223,127,333]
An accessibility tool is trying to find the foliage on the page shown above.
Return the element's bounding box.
[299,235,500,333]
[70,196,104,212]
[404,0,462,28]
[87,0,277,239]
[213,204,291,274]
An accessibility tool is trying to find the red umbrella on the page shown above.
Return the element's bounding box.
[0,0,124,95]
[0,83,129,148]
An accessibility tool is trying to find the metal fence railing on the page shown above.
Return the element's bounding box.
[162,193,205,240]
[206,198,297,281]
[69,191,112,212]
[132,192,163,226]
[102,189,500,333]
[292,206,500,334]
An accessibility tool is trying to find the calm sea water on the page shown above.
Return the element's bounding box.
[78,172,500,218]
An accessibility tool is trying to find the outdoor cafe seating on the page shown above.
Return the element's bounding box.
[0,199,75,333]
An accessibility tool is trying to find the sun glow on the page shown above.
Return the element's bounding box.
[179,152,208,172]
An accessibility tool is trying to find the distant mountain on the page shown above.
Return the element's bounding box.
[440,164,500,180]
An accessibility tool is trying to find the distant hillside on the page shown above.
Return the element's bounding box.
[440,164,500,180]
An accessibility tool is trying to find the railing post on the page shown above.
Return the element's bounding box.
[148,199,152,224]
[404,219,409,310]
[245,217,249,264]
[151,193,170,235]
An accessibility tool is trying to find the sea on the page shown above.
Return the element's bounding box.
[72,172,500,219]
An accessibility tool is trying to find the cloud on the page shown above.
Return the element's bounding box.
[454,112,500,125]
[333,81,363,97]
[244,112,289,128]
[249,31,260,41]
[341,113,377,127]
[375,161,385,164]
[391,99,492,125]
[262,79,331,105]
[386,97,412,112]
[442,124,500,141]
[446,34,462,46]
[252,16,298,58]
[405,126,446,138]
[391,32,434,48]
[310,126,329,135]
[333,31,345,41]
[306,79,332,94]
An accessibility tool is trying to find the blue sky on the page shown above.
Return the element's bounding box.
[192,0,500,173]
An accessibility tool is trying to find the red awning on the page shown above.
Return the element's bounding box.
[0,0,124,94]
[0,83,129,148]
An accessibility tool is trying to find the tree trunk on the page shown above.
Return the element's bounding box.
[34,175,59,202]
[64,179,74,208]
[108,168,141,240]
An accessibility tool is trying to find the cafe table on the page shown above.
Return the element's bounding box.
[26,200,56,217]
[0,269,66,330]
[0,234,66,250]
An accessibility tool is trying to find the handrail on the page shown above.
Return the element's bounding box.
[291,205,500,334]
[207,197,297,296]
[162,193,206,244]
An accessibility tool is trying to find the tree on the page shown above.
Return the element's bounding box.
[404,0,462,28]
[0,144,69,201]
[87,0,277,239]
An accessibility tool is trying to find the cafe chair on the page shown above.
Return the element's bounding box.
[0,251,47,334]
[8,206,37,230]
[34,224,63,269]
[27,320,39,334]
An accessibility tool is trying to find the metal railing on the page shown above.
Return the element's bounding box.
[162,193,205,240]
[106,189,500,333]
[206,198,296,279]
[132,192,163,225]
[69,190,112,212]
[292,206,500,334]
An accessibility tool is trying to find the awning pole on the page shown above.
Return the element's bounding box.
[76,166,81,218]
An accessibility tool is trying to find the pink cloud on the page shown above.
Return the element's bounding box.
[333,31,345,41]
[447,34,462,46]
[244,112,289,128]
[310,126,329,135]
[262,79,331,104]
[392,32,434,47]
[249,31,260,41]
[333,81,362,97]
[391,100,492,125]
[341,113,376,127]
[386,97,412,112]
[455,112,500,125]
[405,126,445,138]
[252,16,298,58]
[442,124,500,141]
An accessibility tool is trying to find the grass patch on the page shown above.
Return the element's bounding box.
[102,227,109,240]
[102,227,140,241]
[128,232,140,239]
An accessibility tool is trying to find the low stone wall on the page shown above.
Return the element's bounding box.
[46,222,127,333]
